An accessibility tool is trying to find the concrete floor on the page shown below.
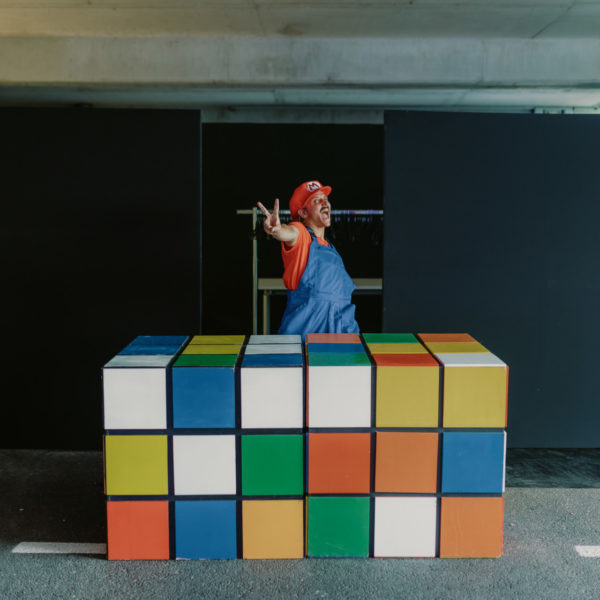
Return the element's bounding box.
[0,449,599,600]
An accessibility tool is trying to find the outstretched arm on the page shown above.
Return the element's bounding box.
[257,198,300,247]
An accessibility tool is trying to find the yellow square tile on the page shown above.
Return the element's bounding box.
[425,342,489,354]
[182,344,242,355]
[376,366,439,427]
[189,335,246,345]
[242,500,304,559]
[368,343,429,354]
[105,435,168,495]
[443,366,508,427]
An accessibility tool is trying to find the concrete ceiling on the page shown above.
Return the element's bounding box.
[1,0,600,113]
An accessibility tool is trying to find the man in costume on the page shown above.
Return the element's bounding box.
[257,180,359,336]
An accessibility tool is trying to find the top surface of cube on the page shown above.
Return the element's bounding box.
[248,335,301,344]
[104,355,173,368]
[306,333,361,343]
[363,333,418,343]
[307,343,364,354]
[425,342,489,354]
[372,353,439,367]
[119,345,180,356]
[367,343,428,354]
[244,344,303,355]
[189,335,246,345]
[436,353,506,367]
[182,344,242,355]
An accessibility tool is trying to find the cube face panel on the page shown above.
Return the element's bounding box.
[367,343,428,354]
[440,497,504,558]
[372,354,438,367]
[308,366,371,427]
[107,501,170,560]
[172,367,235,428]
[182,344,242,355]
[443,366,508,427]
[174,354,237,367]
[307,497,370,558]
[241,435,303,496]
[419,333,476,343]
[308,433,371,494]
[249,334,302,344]
[308,353,371,366]
[441,432,506,494]
[189,335,245,344]
[173,435,236,495]
[175,500,237,559]
[241,368,303,429]
[103,368,166,430]
[375,432,438,493]
[306,333,361,343]
[376,366,439,427]
[307,343,364,354]
[105,435,168,495]
[242,500,304,559]
[104,355,172,368]
[374,497,437,557]
[242,354,303,367]
[244,344,302,355]
[425,342,489,353]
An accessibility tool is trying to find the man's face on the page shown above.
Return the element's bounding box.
[299,192,331,228]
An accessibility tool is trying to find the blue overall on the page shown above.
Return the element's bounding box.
[279,228,360,336]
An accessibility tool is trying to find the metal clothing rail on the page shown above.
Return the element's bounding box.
[237,207,384,334]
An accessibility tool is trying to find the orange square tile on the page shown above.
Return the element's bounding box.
[242,500,304,559]
[308,433,371,494]
[418,333,477,343]
[440,497,504,558]
[305,333,361,343]
[107,500,170,560]
[375,432,438,493]
[372,353,439,367]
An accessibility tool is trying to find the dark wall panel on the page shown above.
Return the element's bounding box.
[384,111,600,448]
[0,108,201,450]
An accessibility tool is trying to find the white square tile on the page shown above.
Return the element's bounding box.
[173,435,236,495]
[104,355,172,368]
[244,344,303,355]
[103,368,167,429]
[241,367,303,428]
[435,352,506,367]
[374,497,437,557]
[308,366,371,427]
[248,335,302,344]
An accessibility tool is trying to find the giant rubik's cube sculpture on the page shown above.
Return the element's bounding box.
[103,332,507,560]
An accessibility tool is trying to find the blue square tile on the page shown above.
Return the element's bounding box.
[307,343,364,354]
[172,367,235,428]
[441,432,506,494]
[175,500,237,559]
[242,354,303,367]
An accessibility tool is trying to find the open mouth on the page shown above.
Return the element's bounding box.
[320,208,330,218]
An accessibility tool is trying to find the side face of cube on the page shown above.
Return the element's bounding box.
[241,367,304,429]
[307,365,372,428]
[103,367,167,430]
[374,497,437,558]
[172,366,236,428]
[173,435,237,495]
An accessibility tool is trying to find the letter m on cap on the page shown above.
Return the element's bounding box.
[306,181,321,192]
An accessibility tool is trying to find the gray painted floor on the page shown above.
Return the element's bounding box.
[0,449,599,600]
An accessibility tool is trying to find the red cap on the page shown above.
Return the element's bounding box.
[289,180,332,220]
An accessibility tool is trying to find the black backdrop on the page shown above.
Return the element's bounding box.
[0,108,201,449]
[202,124,384,335]
[383,110,600,447]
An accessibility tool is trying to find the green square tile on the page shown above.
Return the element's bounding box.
[173,354,238,367]
[308,353,371,366]
[307,496,370,557]
[105,435,168,495]
[241,435,303,496]
[362,333,418,343]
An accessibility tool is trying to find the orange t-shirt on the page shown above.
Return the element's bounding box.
[281,222,329,290]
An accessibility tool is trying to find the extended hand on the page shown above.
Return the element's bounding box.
[257,199,281,236]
